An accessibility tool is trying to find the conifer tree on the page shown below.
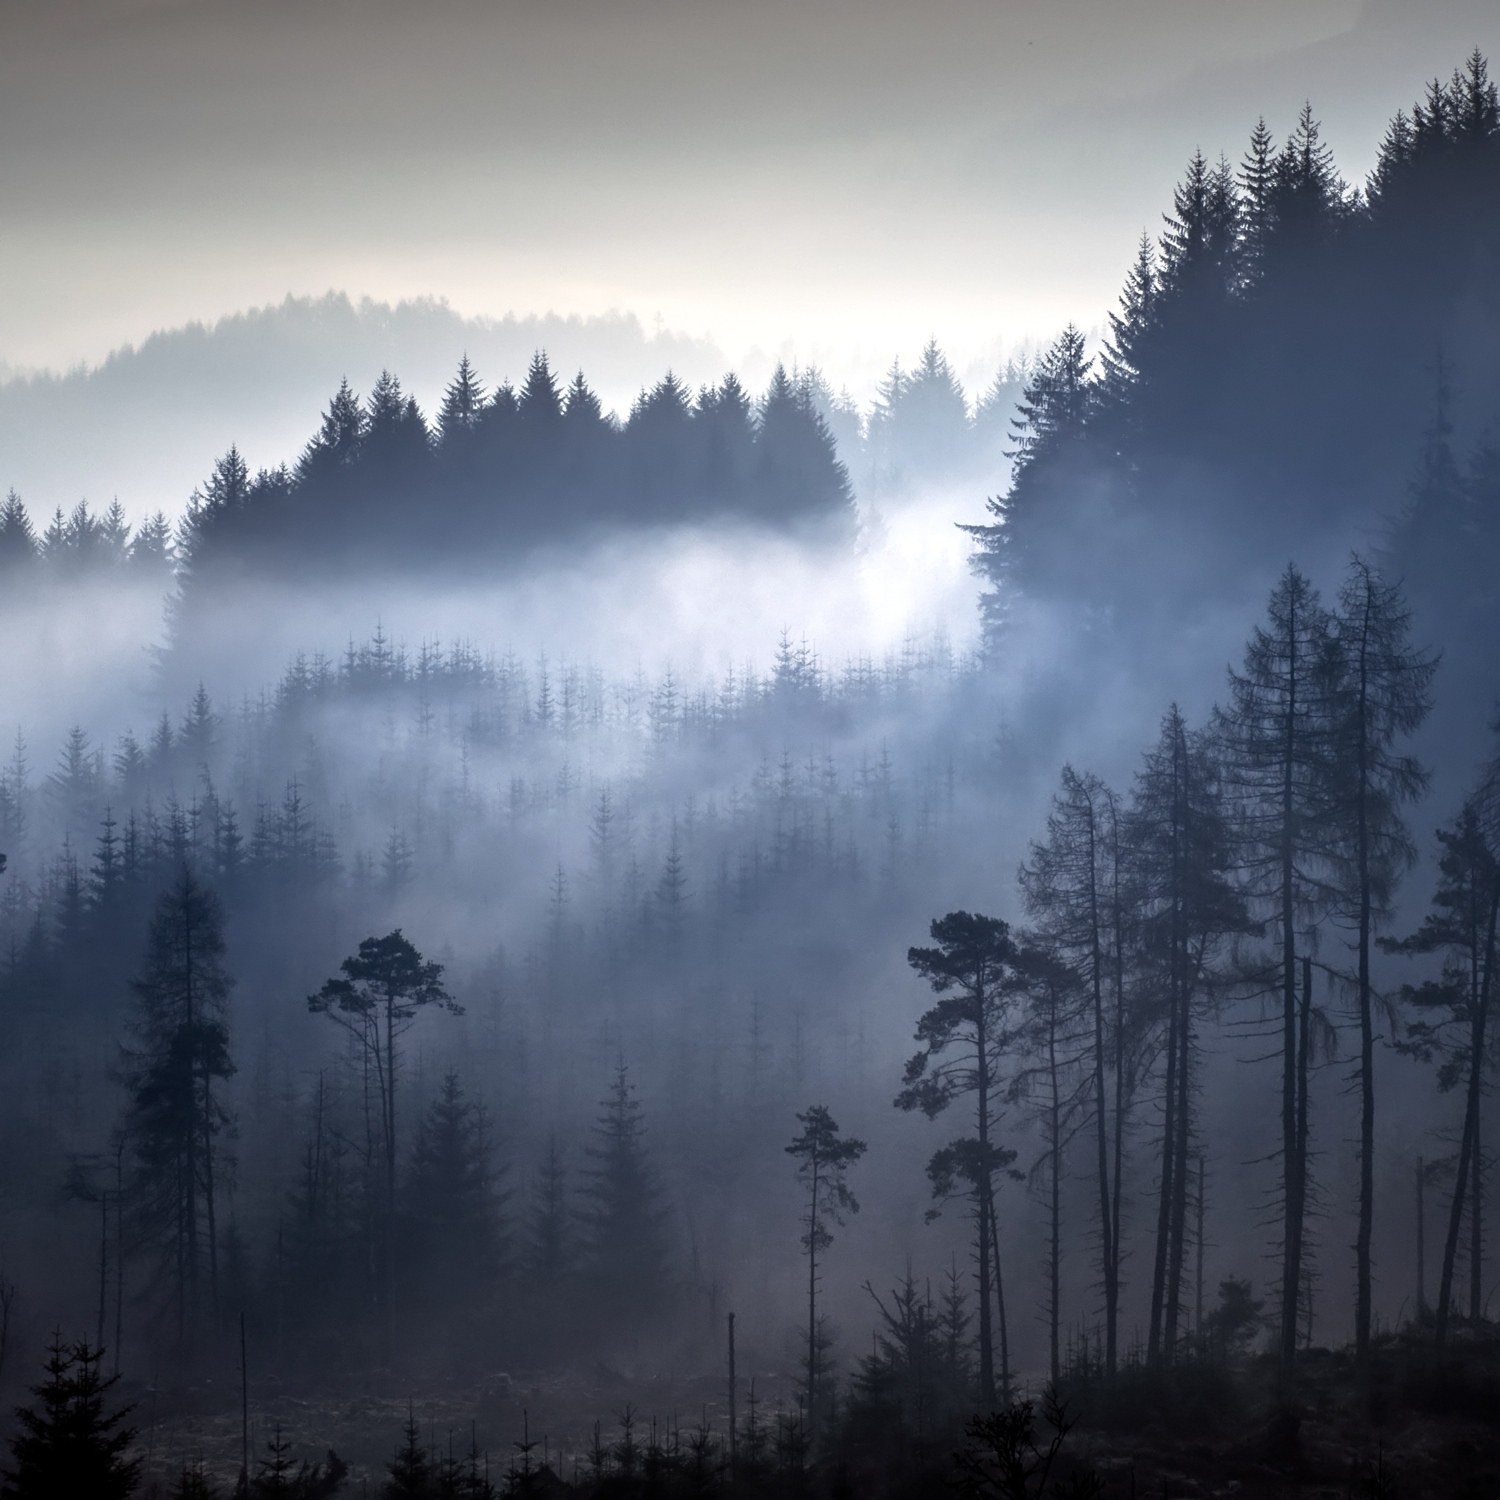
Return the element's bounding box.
[1212,564,1338,1367]
[1325,557,1434,1361]
[404,1072,505,1296]
[579,1063,670,1304]
[1128,707,1249,1364]
[1386,794,1500,1342]
[437,356,487,444]
[308,933,460,1315]
[785,1105,866,1428]
[1,1337,138,1499]
[1018,767,1130,1375]
[122,871,235,1338]
[0,491,37,571]
[524,1135,572,1282]
[897,912,1030,1403]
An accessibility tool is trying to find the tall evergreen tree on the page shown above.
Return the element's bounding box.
[1212,564,1338,1367]
[1325,557,1434,1362]
[403,1072,505,1297]
[785,1104,866,1428]
[308,932,460,1317]
[1386,794,1500,1342]
[1018,767,1130,1375]
[897,912,1030,1404]
[579,1063,670,1304]
[122,871,236,1339]
[1128,707,1249,1364]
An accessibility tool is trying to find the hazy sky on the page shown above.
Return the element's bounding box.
[3,0,1497,388]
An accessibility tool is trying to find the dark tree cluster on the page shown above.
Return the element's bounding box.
[169,356,853,599]
[0,491,172,581]
[967,52,1500,647]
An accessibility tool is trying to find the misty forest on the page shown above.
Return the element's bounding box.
[6,53,1500,1500]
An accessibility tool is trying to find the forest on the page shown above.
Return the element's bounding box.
[2,50,1500,1500]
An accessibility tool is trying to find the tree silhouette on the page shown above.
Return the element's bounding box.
[785,1104,866,1428]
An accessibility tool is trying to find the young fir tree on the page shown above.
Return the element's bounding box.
[121,870,235,1340]
[1385,794,1500,1342]
[403,1072,505,1297]
[1211,564,1339,1368]
[1018,766,1130,1375]
[1324,557,1435,1361]
[785,1105,866,1430]
[897,912,1030,1404]
[579,1063,670,1306]
[2,1337,139,1499]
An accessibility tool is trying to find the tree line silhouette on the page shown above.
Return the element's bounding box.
[970,52,1500,649]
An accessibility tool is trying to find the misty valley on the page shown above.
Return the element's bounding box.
[5,51,1500,1500]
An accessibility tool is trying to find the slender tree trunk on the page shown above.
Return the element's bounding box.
[1195,1156,1205,1342]
[1416,1157,1426,1320]
[1354,617,1375,1365]
[1087,821,1116,1382]
[1148,991,1180,1363]
[1437,894,1497,1342]
[1471,1099,1483,1322]
[1293,951,1313,1350]
[1110,867,1127,1378]
[975,1009,994,1404]
[989,1194,1010,1403]
[1049,1003,1062,1386]
[1165,978,1192,1357]
[1279,626,1304,1370]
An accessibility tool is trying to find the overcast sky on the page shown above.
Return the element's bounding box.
[2,0,1497,391]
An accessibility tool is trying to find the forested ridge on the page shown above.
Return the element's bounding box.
[970,52,1500,649]
[4,52,1500,1500]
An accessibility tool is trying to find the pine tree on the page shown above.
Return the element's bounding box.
[785,1105,866,1428]
[1385,794,1500,1342]
[897,912,1030,1404]
[122,872,236,1339]
[308,933,460,1313]
[2,1337,138,1499]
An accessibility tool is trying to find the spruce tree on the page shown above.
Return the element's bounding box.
[579,1063,670,1305]
[2,1337,139,1499]
[0,491,37,571]
[404,1072,505,1297]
